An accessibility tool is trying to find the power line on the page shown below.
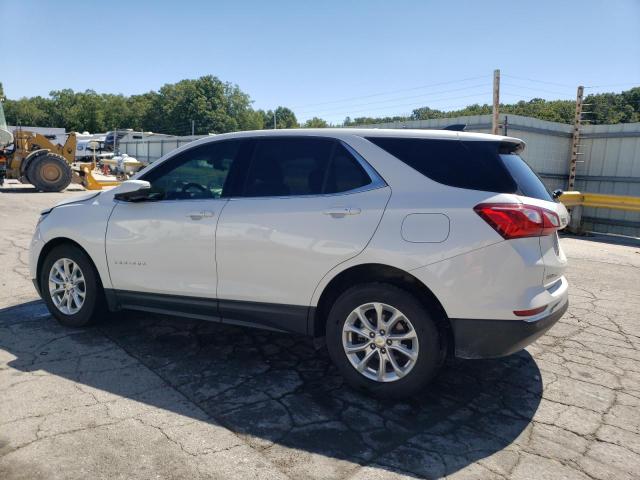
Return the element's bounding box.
[289,74,489,109]
[501,82,574,96]
[585,82,640,89]
[296,83,490,115]
[304,92,493,119]
[501,74,575,88]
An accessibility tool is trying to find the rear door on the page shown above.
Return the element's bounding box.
[215,136,390,333]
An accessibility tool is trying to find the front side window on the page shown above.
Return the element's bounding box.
[142,140,242,200]
[242,138,371,197]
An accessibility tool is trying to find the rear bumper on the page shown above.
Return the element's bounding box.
[450,299,568,359]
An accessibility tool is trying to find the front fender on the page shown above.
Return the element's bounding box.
[34,194,116,290]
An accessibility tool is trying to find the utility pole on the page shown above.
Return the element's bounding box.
[492,69,500,135]
[273,111,277,129]
[568,86,585,191]
[191,120,195,136]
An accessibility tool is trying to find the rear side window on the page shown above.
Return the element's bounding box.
[366,137,517,193]
[500,153,553,201]
[242,138,371,197]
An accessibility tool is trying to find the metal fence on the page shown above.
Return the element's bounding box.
[117,135,210,165]
[117,115,640,237]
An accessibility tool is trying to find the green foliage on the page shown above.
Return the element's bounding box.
[344,88,640,126]
[2,76,291,134]
[3,77,638,133]
[303,116,329,128]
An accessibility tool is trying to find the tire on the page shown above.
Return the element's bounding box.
[40,244,106,327]
[326,283,442,398]
[27,153,72,192]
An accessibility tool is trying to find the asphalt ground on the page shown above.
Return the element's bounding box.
[1,182,639,480]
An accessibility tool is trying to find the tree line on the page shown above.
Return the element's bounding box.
[1,77,638,134]
[344,87,640,126]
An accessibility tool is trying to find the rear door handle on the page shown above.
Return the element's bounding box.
[187,210,214,220]
[323,207,361,217]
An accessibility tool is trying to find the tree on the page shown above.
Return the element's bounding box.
[303,117,328,128]
[273,106,298,129]
[2,80,638,132]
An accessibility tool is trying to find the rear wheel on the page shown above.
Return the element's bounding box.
[40,244,105,327]
[326,283,442,398]
[27,153,72,192]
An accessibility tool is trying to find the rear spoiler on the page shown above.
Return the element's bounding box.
[499,139,525,154]
[442,124,466,131]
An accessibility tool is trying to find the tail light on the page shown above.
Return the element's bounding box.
[474,203,561,239]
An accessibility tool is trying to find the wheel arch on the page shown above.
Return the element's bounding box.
[37,237,107,296]
[311,263,453,357]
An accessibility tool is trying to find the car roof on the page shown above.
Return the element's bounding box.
[210,127,519,142]
[205,128,525,152]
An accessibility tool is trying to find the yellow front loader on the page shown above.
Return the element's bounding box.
[0,97,123,191]
[0,129,77,191]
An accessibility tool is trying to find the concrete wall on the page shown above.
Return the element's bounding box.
[9,126,67,146]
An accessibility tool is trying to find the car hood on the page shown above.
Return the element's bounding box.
[41,191,103,215]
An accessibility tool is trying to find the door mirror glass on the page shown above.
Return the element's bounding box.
[113,180,152,202]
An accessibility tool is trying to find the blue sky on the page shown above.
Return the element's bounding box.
[1,0,639,124]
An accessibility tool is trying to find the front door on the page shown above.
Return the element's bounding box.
[105,140,246,315]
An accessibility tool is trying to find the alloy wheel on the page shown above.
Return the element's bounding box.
[48,258,86,315]
[342,302,419,382]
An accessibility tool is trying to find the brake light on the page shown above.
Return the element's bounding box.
[474,203,561,239]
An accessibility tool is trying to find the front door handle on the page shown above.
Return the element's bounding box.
[323,207,361,217]
[187,210,214,220]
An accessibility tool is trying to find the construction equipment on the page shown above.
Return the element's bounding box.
[0,98,137,191]
[0,95,76,191]
[1,129,77,191]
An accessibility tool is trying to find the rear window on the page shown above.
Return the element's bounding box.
[366,137,516,193]
[366,137,552,200]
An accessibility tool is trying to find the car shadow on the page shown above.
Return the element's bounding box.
[1,300,543,478]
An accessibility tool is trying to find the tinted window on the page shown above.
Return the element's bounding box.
[366,137,517,193]
[142,140,242,200]
[242,138,371,197]
[324,143,371,194]
[500,154,553,201]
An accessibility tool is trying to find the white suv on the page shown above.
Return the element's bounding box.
[30,129,569,397]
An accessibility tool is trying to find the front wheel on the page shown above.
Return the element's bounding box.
[326,283,442,398]
[40,244,105,327]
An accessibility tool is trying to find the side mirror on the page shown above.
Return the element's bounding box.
[552,189,563,200]
[113,180,152,202]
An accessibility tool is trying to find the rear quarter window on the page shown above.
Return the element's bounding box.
[366,137,517,193]
[499,153,553,201]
